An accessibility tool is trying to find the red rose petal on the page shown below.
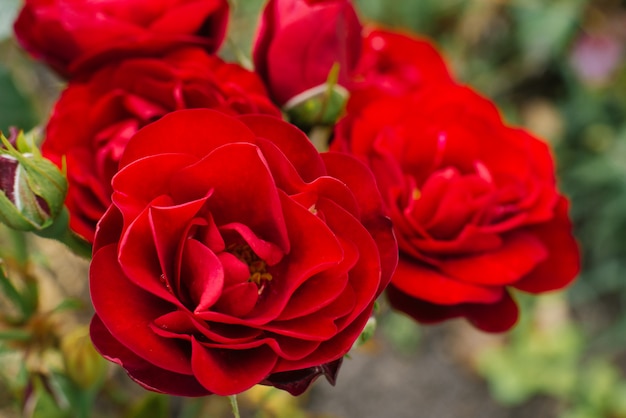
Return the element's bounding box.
[391,258,503,305]
[181,239,224,313]
[278,267,352,321]
[265,357,342,396]
[118,196,180,304]
[321,152,386,225]
[463,291,520,332]
[315,197,382,322]
[93,204,123,253]
[90,245,192,374]
[120,109,256,169]
[149,195,211,286]
[219,222,285,266]
[152,311,264,345]
[90,316,209,397]
[213,281,259,318]
[386,285,519,332]
[439,231,548,286]
[272,306,371,372]
[243,193,345,323]
[171,142,290,254]
[513,197,580,293]
[149,1,225,35]
[191,340,278,395]
[218,252,252,285]
[239,114,327,182]
[112,153,197,223]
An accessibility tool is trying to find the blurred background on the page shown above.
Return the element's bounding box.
[1,0,626,417]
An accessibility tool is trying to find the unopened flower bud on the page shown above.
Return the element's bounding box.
[253,0,362,106]
[0,129,67,231]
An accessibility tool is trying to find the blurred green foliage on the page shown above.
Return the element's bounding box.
[1,0,626,417]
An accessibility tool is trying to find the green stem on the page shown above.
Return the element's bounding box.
[6,228,29,268]
[228,395,241,418]
[34,207,92,258]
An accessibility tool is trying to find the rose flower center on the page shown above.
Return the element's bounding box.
[226,243,273,295]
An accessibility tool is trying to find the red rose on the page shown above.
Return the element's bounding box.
[42,47,280,242]
[333,83,579,332]
[13,0,229,77]
[89,109,397,396]
[349,28,453,110]
[252,0,362,106]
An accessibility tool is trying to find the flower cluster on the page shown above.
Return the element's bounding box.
[11,0,579,399]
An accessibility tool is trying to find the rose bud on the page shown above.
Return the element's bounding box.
[42,47,280,243]
[13,0,229,77]
[333,83,579,332]
[0,129,67,231]
[89,109,397,396]
[252,0,362,117]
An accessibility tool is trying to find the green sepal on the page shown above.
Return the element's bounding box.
[0,130,67,231]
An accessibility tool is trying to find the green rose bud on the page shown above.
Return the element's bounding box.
[0,128,67,231]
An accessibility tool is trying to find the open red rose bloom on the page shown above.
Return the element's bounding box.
[42,47,280,243]
[334,83,580,332]
[89,109,397,396]
[13,0,229,77]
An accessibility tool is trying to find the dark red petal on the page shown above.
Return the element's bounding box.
[462,291,519,332]
[90,316,209,397]
[386,284,461,324]
[386,285,519,332]
[264,357,343,396]
[90,245,192,374]
[191,340,278,395]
